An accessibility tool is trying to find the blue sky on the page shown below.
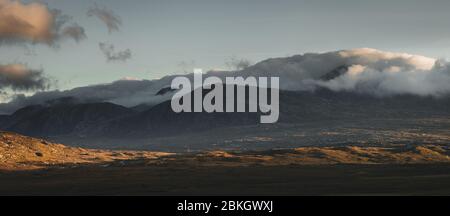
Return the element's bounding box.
[2,0,450,90]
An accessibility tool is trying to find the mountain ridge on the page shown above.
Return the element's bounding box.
[1,87,449,143]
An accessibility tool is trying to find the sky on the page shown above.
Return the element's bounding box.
[1,0,450,92]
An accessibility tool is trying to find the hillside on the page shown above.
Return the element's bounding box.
[0,131,170,170]
[0,102,135,137]
[1,89,450,143]
[1,131,450,171]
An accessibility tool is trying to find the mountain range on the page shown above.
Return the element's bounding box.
[0,87,449,142]
[0,48,449,150]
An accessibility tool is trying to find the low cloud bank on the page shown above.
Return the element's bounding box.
[237,48,447,97]
[0,78,173,114]
[314,60,450,97]
[1,48,450,114]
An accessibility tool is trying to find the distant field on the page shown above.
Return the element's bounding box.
[53,118,450,151]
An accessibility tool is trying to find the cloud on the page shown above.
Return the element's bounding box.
[1,48,450,114]
[236,48,446,96]
[0,0,86,46]
[0,90,9,103]
[337,48,435,71]
[61,23,86,43]
[294,48,449,97]
[99,42,132,62]
[225,57,252,71]
[0,78,174,114]
[0,63,51,91]
[314,60,450,97]
[87,5,122,33]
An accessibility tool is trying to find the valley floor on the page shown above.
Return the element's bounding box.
[1,163,450,195]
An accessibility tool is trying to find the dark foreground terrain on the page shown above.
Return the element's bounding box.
[1,163,450,195]
[2,131,450,195]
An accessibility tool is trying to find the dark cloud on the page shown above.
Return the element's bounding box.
[0,0,86,47]
[87,5,122,33]
[61,23,87,43]
[99,42,132,62]
[0,63,51,91]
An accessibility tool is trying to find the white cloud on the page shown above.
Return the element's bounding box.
[308,49,450,97]
[236,48,448,97]
[337,48,435,70]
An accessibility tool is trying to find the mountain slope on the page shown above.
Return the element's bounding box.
[1,102,135,137]
[0,131,170,170]
[1,87,450,141]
